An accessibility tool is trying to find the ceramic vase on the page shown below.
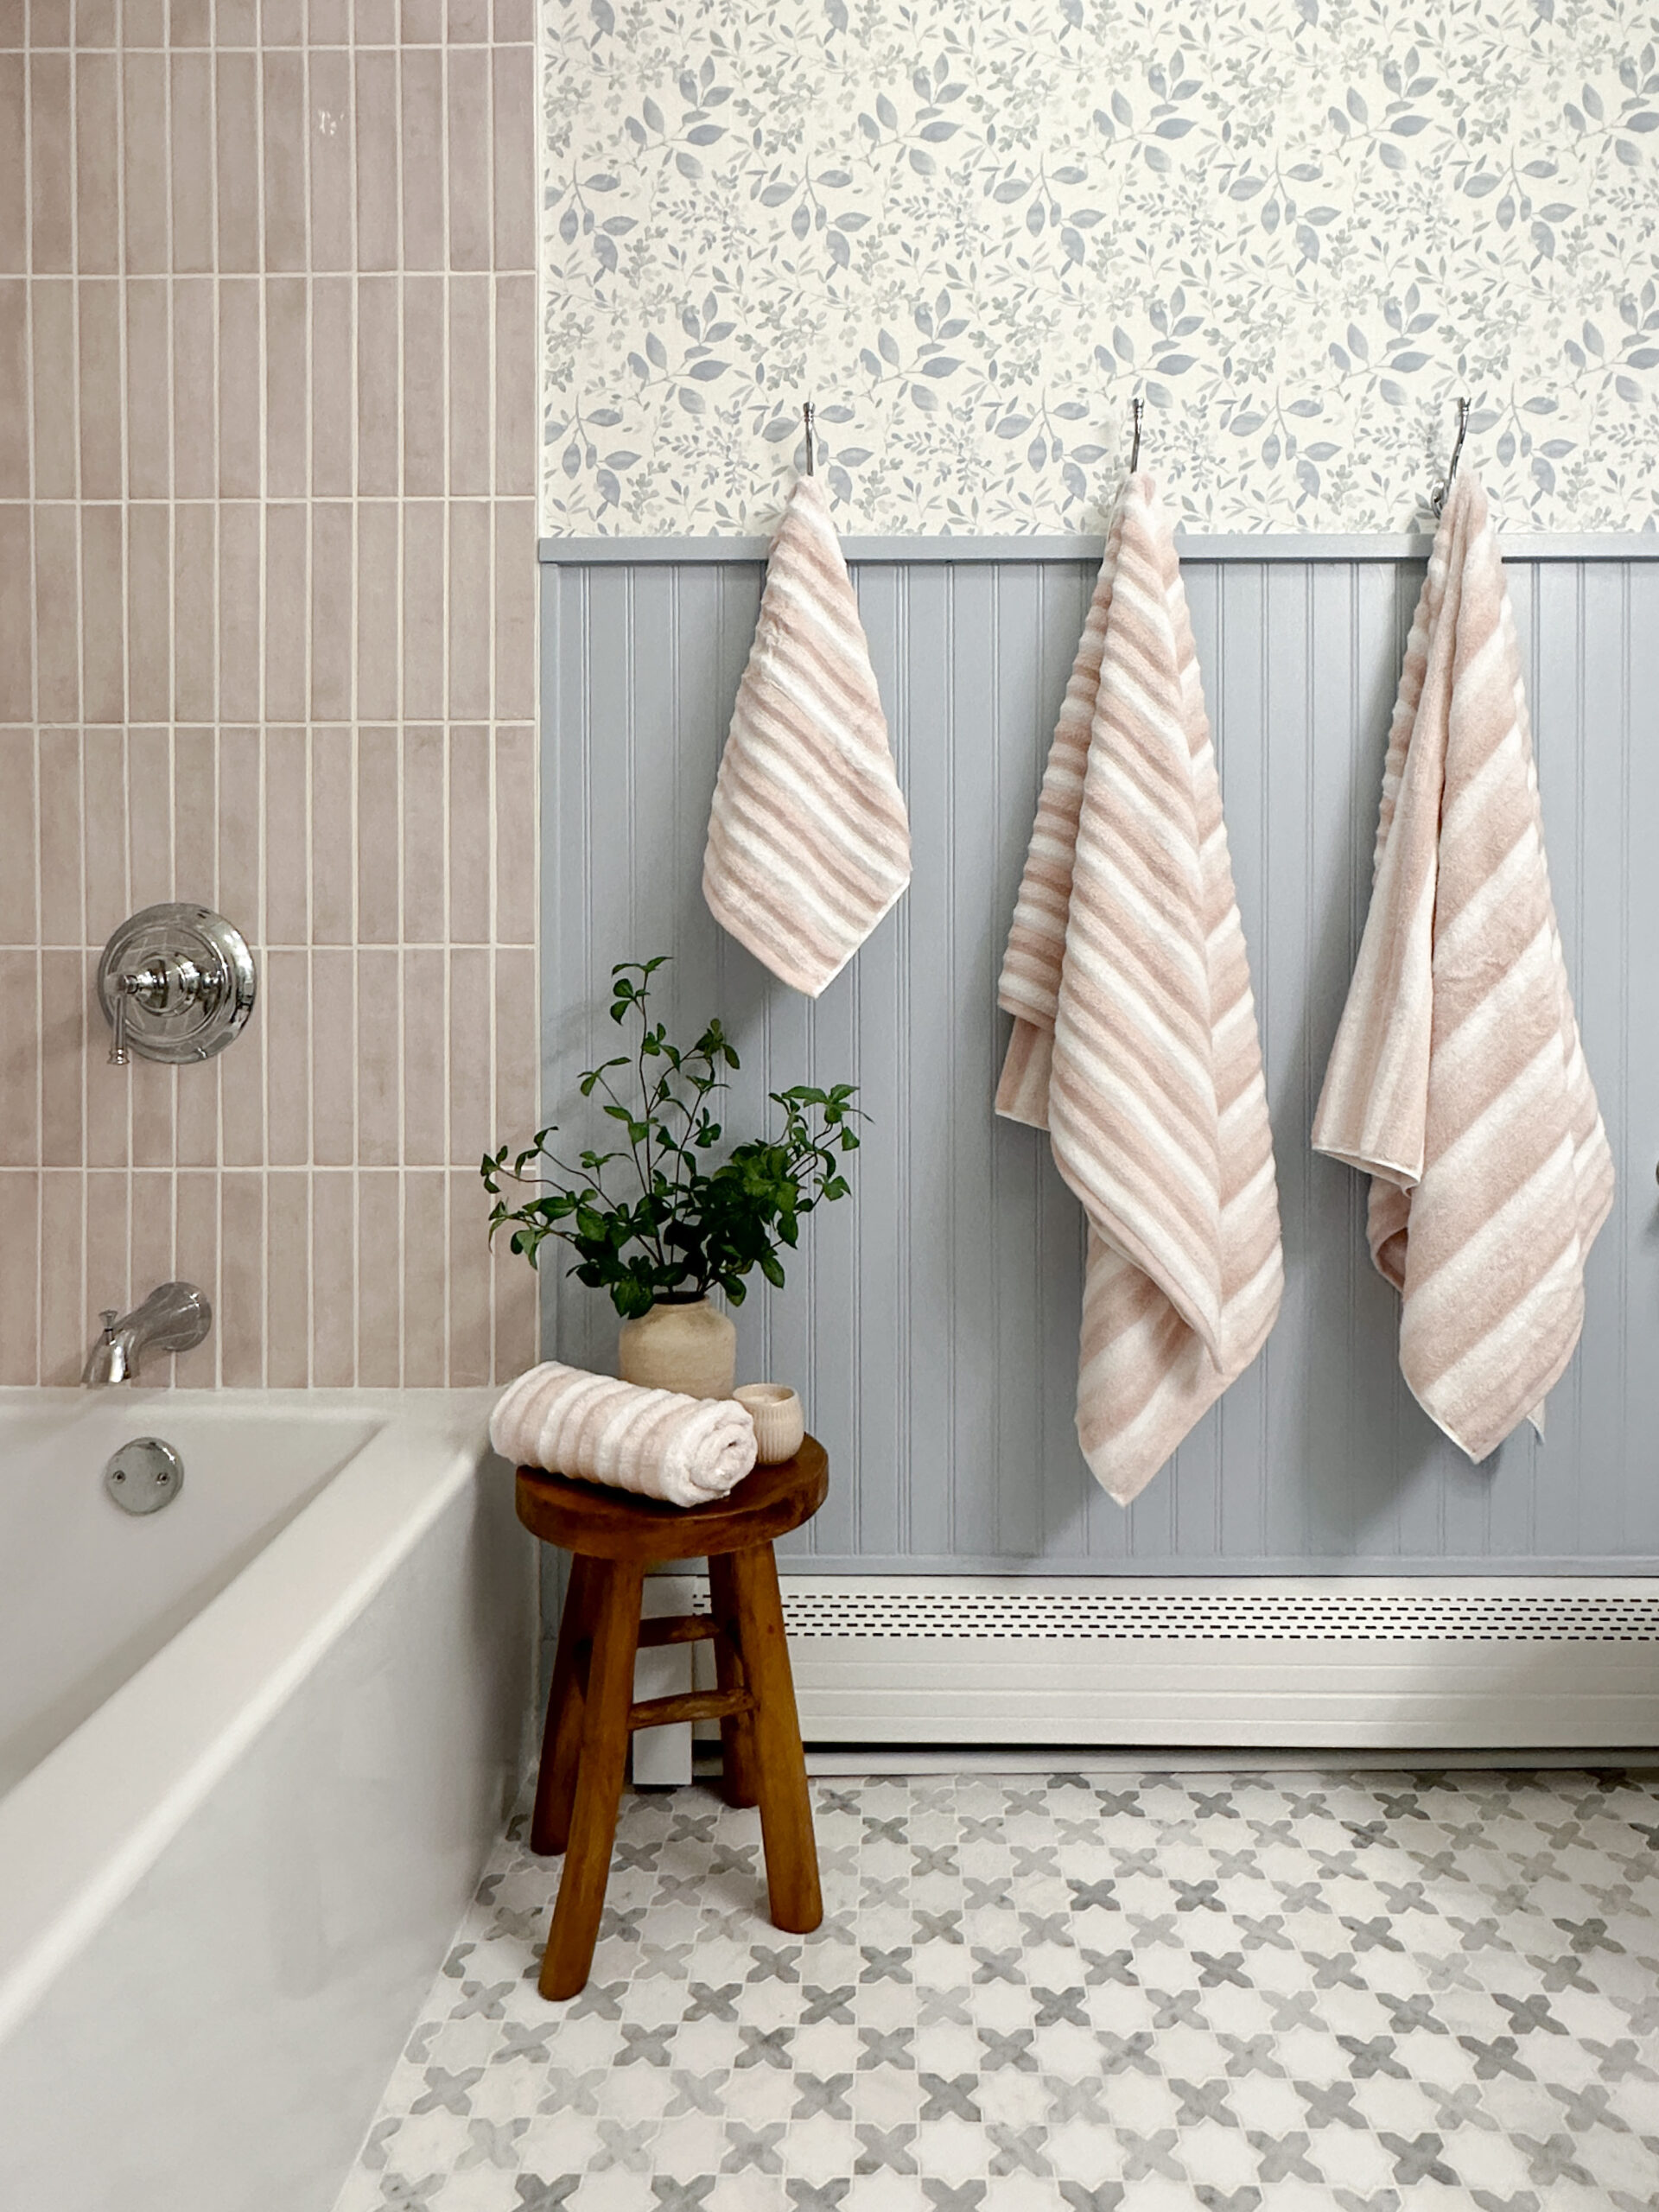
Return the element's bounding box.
[617,1295,736,1399]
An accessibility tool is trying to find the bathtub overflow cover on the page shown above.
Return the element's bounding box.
[104,1436,185,1516]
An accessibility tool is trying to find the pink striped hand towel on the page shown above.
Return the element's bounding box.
[490,1361,757,1507]
[702,474,911,996]
[996,474,1284,1505]
[1312,477,1613,1461]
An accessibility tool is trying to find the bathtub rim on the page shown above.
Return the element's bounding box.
[0,1387,512,2047]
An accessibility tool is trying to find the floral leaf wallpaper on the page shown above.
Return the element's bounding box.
[539,0,1659,536]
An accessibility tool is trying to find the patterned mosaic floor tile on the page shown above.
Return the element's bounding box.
[333,1769,1659,2212]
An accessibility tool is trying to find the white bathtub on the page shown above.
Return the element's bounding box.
[0,1389,535,2212]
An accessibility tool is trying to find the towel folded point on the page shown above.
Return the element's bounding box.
[490,1362,758,1509]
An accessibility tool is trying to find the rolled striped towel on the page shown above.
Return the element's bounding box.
[995,473,1283,1505]
[1313,476,1613,1461]
[702,473,911,997]
[490,1362,758,1508]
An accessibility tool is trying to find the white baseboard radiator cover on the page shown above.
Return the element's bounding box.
[633,1576,1659,1768]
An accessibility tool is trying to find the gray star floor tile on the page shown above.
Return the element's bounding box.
[333,1770,1659,2212]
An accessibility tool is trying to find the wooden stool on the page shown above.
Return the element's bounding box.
[514,1440,829,1999]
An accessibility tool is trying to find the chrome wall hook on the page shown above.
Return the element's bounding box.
[1128,394,1144,474]
[1430,396,1470,517]
[802,398,817,477]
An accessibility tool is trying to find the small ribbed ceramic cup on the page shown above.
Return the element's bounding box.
[734,1382,805,1465]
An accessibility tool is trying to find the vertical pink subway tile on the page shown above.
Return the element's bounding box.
[168,0,212,41]
[493,499,537,720]
[125,724,172,911]
[355,273,398,493]
[493,725,536,944]
[356,723,400,943]
[38,950,85,1166]
[310,275,353,494]
[77,280,123,496]
[262,50,308,272]
[124,0,168,36]
[170,276,216,499]
[217,278,261,496]
[172,502,217,722]
[29,52,73,273]
[126,500,173,722]
[264,275,308,501]
[310,1170,355,1383]
[447,272,489,493]
[310,948,356,1166]
[447,500,491,718]
[446,1170,490,1385]
[401,501,445,719]
[447,944,489,1163]
[173,1170,219,1382]
[86,999,130,1166]
[77,0,119,40]
[310,503,354,721]
[0,733,36,943]
[73,49,120,273]
[308,0,351,39]
[219,1170,263,1384]
[400,48,445,271]
[217,502,262,722]
[29,278,77,499]
[214,51,260,272]
[214,0,257,39]
[353,50,398,272]
[0,281,25,496]
[492,43,535,270]
[264,947,311,1165]
[354,0,395,38]
[0,511,31,724]
[124,277,171,499]
[128,1060,176,1173]
[400,0,442,43]
[353,500,399,720]
[309,724,353,943]
[400,946,445,1163]
[355,948,399,1165]
[173,725,216,898]
[0,1173,40,1383]
[0,953,40,1165]
[356,1169,401,1382]
[400,272,445,495]
[84,1169,130,1320]
[492,1231,538,1380]
[445,45,489,270]
[33,505,80,722]
[446,721,488,942]
[123,52,168,274]
[493,271,535,496]
[176,1055,219,1168]
[216,726,260,934]
[36,733,81,945]
[493,0,533,41]
[263,725,309,944]
[130,1175,177,1329]
[266,1168,308,1383]
[493,944,537,1141]
[0,59,24,276]
[169,51,213,271]
[82,727,127,945]
[80,504,126,723]
[402,1167,445,1379]
[400,723,445,943]
[447,0,489,38]
[261,0,305,37]
[264,503,309,723]
[308,45,353,272]
[38,1170,83,1386]
[219,1011,264,1164]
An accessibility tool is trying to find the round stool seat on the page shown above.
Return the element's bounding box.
[515,1439,828,1561]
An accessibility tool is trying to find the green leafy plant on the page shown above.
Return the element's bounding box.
[481,957,863,1319]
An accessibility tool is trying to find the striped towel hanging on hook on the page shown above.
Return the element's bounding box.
[702,474,911,998]
[996,472,1284,1506]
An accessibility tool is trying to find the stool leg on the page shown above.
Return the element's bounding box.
[540,1559,643,2000]
[727,1542,822,1936]
[708,1553,759,1810]
[531,1554,597,1857]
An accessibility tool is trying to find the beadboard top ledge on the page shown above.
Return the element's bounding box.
[538,530,1659,566]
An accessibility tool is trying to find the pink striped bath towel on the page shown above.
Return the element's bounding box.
[1313,476,1613,1460]
[996,474,1283,1505]
[702,474,911,996]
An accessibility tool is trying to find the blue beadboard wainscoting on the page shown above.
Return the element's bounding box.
[538,534,1659,1580]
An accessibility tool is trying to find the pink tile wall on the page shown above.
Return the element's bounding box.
[0,0,539,1388]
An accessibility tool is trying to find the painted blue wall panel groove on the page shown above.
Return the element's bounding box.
[538,551,1659,1574]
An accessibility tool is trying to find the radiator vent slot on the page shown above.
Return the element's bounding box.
[686,1580,1659,1643]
